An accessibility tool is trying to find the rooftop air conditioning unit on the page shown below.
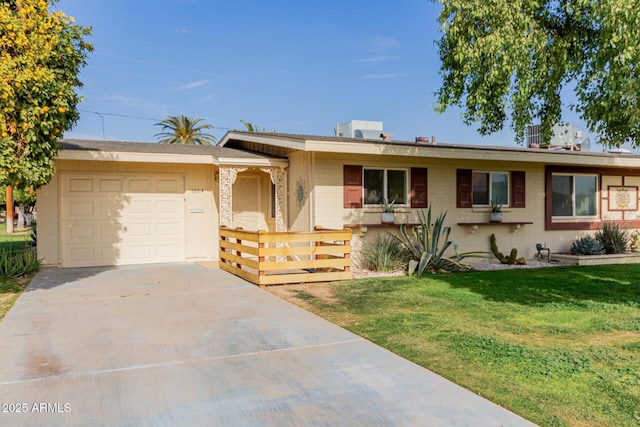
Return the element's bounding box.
[335,120,383,138]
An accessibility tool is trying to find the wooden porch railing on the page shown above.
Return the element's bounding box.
[219,226,352,285]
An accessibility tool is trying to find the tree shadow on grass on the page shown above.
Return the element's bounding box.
[438,265,640,306]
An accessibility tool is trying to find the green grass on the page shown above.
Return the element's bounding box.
[0,276,29,322]
[0,222,32,250]
[291,266,640,427]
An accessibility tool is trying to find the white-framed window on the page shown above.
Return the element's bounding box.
[551,173,598,217]
[363,168,408,205]
[472,171,509,206]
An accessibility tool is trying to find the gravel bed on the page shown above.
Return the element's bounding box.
[353,258,562,277]
[470,258,561,271]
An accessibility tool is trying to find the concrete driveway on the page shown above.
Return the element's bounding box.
[0,263,535,426]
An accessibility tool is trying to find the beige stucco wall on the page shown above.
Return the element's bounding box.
[230,169,276,232]
[287,151,312,232]
[308,152,640,266]
[37,159,217,266]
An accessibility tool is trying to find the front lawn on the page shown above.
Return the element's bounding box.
[271,266,640,427]
[0,222,32,250]
[0,277,29,322]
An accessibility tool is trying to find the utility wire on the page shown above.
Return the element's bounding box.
[79,109,160,122]
[79,109,234,130]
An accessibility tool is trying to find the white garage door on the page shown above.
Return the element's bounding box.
[60,173,186,267]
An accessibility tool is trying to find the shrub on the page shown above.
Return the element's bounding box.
[359,234,410,272]
[0,247,41,278]
[392,205,487,275]
[571,236,604,256]
[595,221,630,254]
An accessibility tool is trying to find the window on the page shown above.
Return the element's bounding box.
[457,170,525,208]
[472,172,509,205]
[343,166,427,208]
[551,174,597,217]
[363,168,407,205]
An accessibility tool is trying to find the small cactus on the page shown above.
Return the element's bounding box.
[490,234,526,265]
[571,236,604,255]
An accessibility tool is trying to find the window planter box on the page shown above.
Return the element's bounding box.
[552,252,640,266]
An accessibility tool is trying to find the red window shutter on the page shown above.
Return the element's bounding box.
[343,165,362,208]
[511,171,526,208]
[456,169,473,208]
[411,168,428,208]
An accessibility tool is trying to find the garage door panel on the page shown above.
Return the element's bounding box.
[62,222,121,243]
[128,245,153,261]
[157,179,180,193]
[100,246,121,264]
[99,199,125,216]
[126,223,152,239]
[66,200,95,217]
[66,177,94,193]
[156,222,180,237]
[127,199,153,215]
[60,173,186,267]
[156,199,182,215]
[128,179,152,193]
[98,179,123,193]
[69,223,95,240]
[68,246,96,263]
[157,244,181,258]
[65,245,120,266]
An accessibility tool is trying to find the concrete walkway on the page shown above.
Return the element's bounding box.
[0,264,536,426]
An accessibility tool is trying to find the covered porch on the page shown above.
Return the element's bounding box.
[216,164,352,285]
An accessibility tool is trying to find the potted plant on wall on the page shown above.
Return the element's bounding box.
[490,199,503,222]
[381,198,396,224]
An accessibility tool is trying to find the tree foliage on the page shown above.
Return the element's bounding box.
[154,115,216,145]
[435,0,640,147]
[0,0,92,189]
[1,185,35,206]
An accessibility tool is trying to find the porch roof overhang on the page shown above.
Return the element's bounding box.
[218,131,640,169]
[57,139,288,168]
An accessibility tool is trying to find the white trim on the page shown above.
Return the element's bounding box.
[57,149,288,168]
[215,157,288,167]
[363,167,409,207]
[551,173,599,219]
[471,171,510,207]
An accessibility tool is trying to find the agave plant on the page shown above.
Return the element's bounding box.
[392,205,486,275]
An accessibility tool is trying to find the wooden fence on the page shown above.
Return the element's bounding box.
[219,226,352,285]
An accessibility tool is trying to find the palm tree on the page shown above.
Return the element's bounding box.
[240,119,274,133]
[154,115,216,145]
[240,120,262,133]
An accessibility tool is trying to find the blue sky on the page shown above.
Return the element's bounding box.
[55,0,593,147]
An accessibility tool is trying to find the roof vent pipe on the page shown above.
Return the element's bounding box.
[431,135,436,145]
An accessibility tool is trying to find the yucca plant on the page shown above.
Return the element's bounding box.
[0,246,41,278]
[392,205,486,275]
[595,221,630,254]
[360,234,410,272]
